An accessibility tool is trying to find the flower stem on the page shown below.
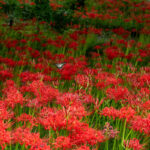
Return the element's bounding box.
[121,119,127,148]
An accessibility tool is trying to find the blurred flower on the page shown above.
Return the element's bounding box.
[124,138,144,150]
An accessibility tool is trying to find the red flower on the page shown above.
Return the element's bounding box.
[16,113,38,128]
[56,92,80,107]
[94,45,101,50]
[69,124,104,146]
[131,115,150,135]
[28,80,59,105]
[12,127,49,149]
[76,145,90,150]
[101,107,119,120]
[0,120,11,150]
[142,100,150,110]
[69,32,78,41]
[0,70,13,81]
[124,138,144,150]
[119,107,135,122]
[106,86,129,102]
[38,107,66,131]
[75,74,92,88]
[30,50,40,58]
[59,63,77,80]
[54,136,72,149]
[69,41,78,50]
[4,86,25,109]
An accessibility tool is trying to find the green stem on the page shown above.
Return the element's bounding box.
[125,129,133,141]
[90,112,96,126]
[121,119,127,148]
[105,140,109,150]
[21,144,25,150]
[9,144,11,150]
[112,138,116,150]
[15,143,19,150]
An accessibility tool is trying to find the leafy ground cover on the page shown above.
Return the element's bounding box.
[0,0,150,150]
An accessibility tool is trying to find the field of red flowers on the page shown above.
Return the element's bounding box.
[0,0,150,150]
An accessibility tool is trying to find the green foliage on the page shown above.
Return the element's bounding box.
[51,8,74,32]
[34,0,52,21]
[62,0,85,10]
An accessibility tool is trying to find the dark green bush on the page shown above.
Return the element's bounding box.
[33,0,52,22]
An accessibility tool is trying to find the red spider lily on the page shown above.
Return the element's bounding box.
[0,101,14,120]
[17,60,28,66]
[75,74,92,88]
[0,0,6,5]
[43,50,53,59]
[119,106,136,122]
[32,37,41,43]
[90,52,100,58]
[16,113,38,128]
[142,100,150,110]
[116,39,128,47]
[139,49,149,58]
[68,123,104,146]
[28,80,59,105]
[86,12,99,19]
[29,2,35,6]
[4,79,15,87]
[80,92,95,104]
[112,27,130,39]
[83,68,97,76]
[18,0,31,5]
[20,71,40,82]
[3,84,25,109]
[0,57,16,67]
[38,107,67,131]
[34,63,45,70]
[20,72,52,83]
[124,138,144,150]
[75,145,91,150]
[101,107,119,120]
[55,39,66,48]
[95,72,109,81]
[66,102,87,120]
[30,50,40,58]
[29,142,50,150]
[58,63,77,80]
[94,45,101,50]
[106,86,129,102]
[12,127,49,149]
[125,53,134,60]
[131,115,150,135]
[0,70,13,81]
[54,136,72,150]
[69,32,79,41]
[56,92,80,107]
[88,27,102,35]
[105,46,119,60]
[68,41,79,50]
[5,39,18,49]
[101,106,135,122]
[0,120,11,150]
[50,3,63,10]
[124,73,143,88]
[96,73,122,89]
[20,39,27,44]
[54,53,65,63]
[139,74,150,87]
[74,59,87,72]
[138,88,150,100]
